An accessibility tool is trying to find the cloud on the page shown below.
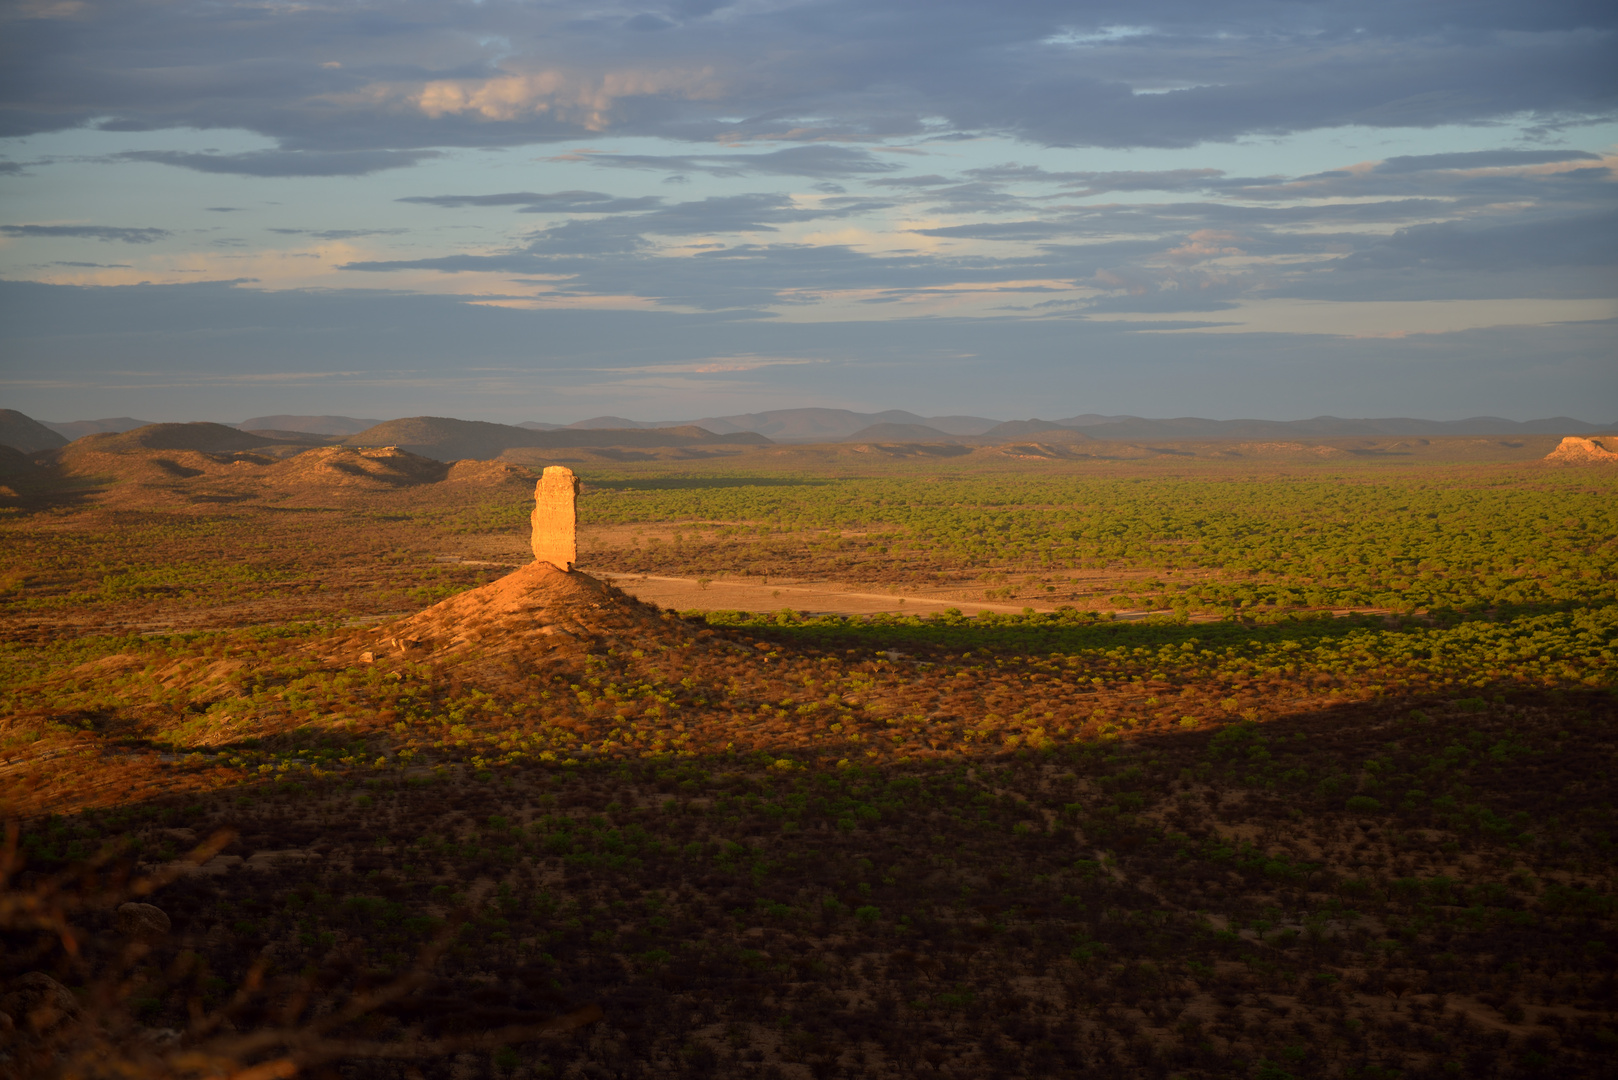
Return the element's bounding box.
[868,174,956,188]
[407,66,721,128]
[1,2,1610,154]
[563,145,905,178]
[962,164,1228,197]
[626,193,893,234]
[398,190,664,213]
[1373,149,1603,173]
[1343,210,1618,271]
[603,354,829,374]
[267,228,409,240]
[623,14,676,33]
[1163,230,1246,265]
[117,150,442,177]
[1,224,169,243]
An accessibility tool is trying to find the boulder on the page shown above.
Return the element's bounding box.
[116,902,171,943]
[0,972,81,1037]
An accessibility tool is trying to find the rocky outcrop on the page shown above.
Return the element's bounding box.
[531,465,579,571]
[1544,436,1618,463]
[116,902,171,944]
[0,971,81,1041]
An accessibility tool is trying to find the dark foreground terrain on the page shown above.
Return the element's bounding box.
[11,687,1617,1080]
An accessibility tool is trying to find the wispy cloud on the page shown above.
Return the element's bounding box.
[117,150,441,177]
[558,146,905,179]
[2,223,169,243]
[398,191,664,213]
[268,227,409,240]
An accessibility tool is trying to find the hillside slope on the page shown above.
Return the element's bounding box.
[0,409,70,453]
[238,414,382,436]
[65,422,308,455]
[843,422,961,442]
[40,417,152,440]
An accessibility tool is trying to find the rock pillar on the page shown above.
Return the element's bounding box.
[531,466,580,571]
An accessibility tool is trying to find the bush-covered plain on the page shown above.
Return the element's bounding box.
[2,447,1614,1078]
[582,468,1618,615]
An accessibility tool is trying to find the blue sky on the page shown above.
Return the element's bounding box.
[1,1,1614,424]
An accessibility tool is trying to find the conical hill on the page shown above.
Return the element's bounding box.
[332,561,701,687]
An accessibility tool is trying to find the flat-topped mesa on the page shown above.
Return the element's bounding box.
[531,465,580,570]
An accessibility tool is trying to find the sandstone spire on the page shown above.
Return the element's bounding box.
[531,465,579,571]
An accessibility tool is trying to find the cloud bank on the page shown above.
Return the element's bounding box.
[0,1,1612,421]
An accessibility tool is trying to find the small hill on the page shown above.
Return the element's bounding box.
[67,422,304,455]
[636,426,771,447]
[979,419,1089,440]
[843,423,960,442]
[264,446,452,490]
[40,417,153,440]
[238,414,382,437]
[1545,436,1618,463]
[445,459,538,486]
[697,408,997,441]
[0,409,69,453]
[340,561,696,687]
[986,441,1098,461]
[263,447,531,492]
[843,442,973,459]
[240,429,342,444]
[40,437,530,507]
[343,416,542,461]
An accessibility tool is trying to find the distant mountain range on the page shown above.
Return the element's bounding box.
[339,416,770,462]
[1035,414,1617,441]
[478,409,1618,443]
[5,408,1614,457]
[534,409,1618,443]
[240,414,382,437]
[524,409,1003,440]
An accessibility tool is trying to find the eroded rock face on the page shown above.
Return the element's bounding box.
[1545,436,1618,463]
[531,465,580,570]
